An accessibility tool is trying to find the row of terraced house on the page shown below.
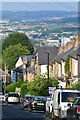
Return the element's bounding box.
[11,35,80,85]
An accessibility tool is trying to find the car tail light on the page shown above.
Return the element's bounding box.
[31,101,34,106]
[77,106,80,114]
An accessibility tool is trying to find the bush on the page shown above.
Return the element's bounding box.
[72,81,80,89]
[13,80,23,88]
[5,80,23,93]
[67,81,80,89]
[5,84,15,93]
[20,83,28,98]
[28,75,59,96]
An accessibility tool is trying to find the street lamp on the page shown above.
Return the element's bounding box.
[2,79,4,95]
[46,51,49,83]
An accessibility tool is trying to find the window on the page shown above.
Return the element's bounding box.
[8,93,19,97]
[62,92,80,102]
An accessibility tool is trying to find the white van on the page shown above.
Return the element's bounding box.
[51,89,80,119]
[45,94,54,117]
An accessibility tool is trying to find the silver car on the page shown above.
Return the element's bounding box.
[0,92,5,103]
[20,95,34,110]
[6,92,20,104]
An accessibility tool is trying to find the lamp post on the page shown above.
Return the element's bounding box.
[46,51,49,83]
[2,79,4,95]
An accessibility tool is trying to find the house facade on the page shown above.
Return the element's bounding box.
[35,46,59,78]
[11,55,36,82]
[51,36,80,83]
[11,35,80,84]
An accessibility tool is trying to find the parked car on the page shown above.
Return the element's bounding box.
[4,93,8,102]
[0,92,5,103]
[51,89,80,119]
[6,92,20,104]
[20,95,34,110]
[67,97,80,120]
[45,97,51,116]
[45,95,54,117]
[28,96,46,112]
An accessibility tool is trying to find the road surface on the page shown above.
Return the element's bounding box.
[1,103,50,120]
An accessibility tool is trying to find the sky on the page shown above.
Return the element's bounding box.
[0,1,79,11]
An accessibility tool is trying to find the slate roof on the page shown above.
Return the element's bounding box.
[21,55,36,63]
[12,55,36,73]
[51,47,74,64]
[37,46,58,65]
[12,65,23,73]
[51,51,64,64]
[27,66,35,74]
[13,65,35,74]
[69,46,80,60]
[61,47,74,61]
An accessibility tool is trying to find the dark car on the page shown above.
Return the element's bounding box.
[67,97,80,120]
[28,96,46,112]
[20,95,34,110]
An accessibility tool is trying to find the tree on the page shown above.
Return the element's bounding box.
[12,80,23,88]
[28,75,59,96]
[67,81,80,89]
[2,43,30,73]
[5,84,15,93]
[20,83,28,98]
[2,32,34,54]
[71,81,80,89]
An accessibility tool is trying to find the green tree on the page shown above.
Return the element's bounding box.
[13,80,23,88]
[28,75,59,96]
[2,32,34,54]
[20,83,28,98]
[2,43,30,73]
[5,80,25,93]
[5,84,15,93]
[71,81,80,89]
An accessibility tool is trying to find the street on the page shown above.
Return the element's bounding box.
[1,103,50,120]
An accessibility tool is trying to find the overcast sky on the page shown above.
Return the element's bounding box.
[0,1,79,11]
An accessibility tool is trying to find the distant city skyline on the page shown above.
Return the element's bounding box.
[1,2,78,11]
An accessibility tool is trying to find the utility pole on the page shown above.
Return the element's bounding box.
[4,63,7,86]
[46,51,49,83]
[2,78,4,95]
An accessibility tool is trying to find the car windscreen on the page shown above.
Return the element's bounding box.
[8,93,19,97]
[34,97,44,102]
[25,97,34,101]
[62,92,80,102]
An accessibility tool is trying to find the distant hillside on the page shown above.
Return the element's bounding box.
[44,16,78,24]
[1,10,77,21]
